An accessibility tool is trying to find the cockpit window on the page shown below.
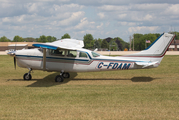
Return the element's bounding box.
[49,49,65,56]
[92,52,100,57]
[67,50,77,57]
[79,52,88,58]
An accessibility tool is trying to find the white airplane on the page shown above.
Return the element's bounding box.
[8,33,175,82]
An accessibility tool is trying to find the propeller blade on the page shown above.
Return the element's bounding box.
[14,57,16,69]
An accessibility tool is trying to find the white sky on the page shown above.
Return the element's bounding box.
[0,0,179,42]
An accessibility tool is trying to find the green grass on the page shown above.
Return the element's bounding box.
[0,55,179,119]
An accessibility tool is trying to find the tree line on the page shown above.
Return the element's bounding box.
[1,32,179,51]
[0,33,129,51]
[0,33,71,42]
[0,35,57,42]
[83,34,129,51]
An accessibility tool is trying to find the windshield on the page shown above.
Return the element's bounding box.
[91,52,100,57]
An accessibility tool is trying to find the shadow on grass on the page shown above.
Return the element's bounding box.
[8,73,156,87]
[72,77,155,82]
[26,72,78,87]
[131,77,154,82]
[8,72,78,87]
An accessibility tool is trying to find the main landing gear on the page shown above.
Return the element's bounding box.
[55,72,70,82]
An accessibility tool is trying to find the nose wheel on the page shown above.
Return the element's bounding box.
[23,68,32,80]
[23,73,32,80]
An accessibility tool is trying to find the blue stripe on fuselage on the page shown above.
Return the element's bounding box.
[16,55,89,62]
[16,55,149,63]
[92,58,147,63]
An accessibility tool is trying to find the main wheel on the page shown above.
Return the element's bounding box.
[62,72,70,78]
[55,75,64,82]
[23,73,32,80]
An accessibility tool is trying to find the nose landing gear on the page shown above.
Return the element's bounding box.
[23,68,32,80]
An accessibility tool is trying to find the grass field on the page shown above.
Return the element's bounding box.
[0,55,179,119]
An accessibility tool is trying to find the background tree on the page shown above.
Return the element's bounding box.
[114,37,125,51]
[171,31,179,40]
[52,36,57,41]
[38,35,47,43]
[101,39,108,49]
[154,33,161,38]
[61,33,71,39]
[83,34,94,49]
[47,36,57,42]
[97,38,102,46]
[94,39,101,49]
[13,35,24,42]
[102,37,129,51]
[175,32,179,40]
[35,38,39,42]
[109,40,118,51]
[131,33,159,51]
[23,37,36,42]
[0,36,10,42]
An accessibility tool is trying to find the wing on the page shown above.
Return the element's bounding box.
[33,39,84,50]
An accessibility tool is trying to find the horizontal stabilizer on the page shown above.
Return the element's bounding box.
[135,61,159,68]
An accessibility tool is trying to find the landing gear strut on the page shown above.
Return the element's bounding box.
[23,68,32,80]
[55,72,70,82]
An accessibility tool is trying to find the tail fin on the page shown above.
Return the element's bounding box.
[127,33,175,57]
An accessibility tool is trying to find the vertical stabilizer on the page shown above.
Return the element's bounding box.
[126,33,175,57]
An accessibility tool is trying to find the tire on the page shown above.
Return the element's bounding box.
[55,75,64,82]
[23,73,32,80]
[62,72,70,78]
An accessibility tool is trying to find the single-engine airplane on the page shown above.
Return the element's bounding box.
[8,33,175,82]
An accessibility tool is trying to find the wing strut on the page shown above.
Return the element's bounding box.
[43,48,46,71]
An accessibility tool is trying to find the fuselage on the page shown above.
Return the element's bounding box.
[15,48,160,73]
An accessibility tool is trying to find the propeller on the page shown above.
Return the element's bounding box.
[14,42,17,69]
[14,56,16,69]
[7,42,17,70]
[7,51,16,69]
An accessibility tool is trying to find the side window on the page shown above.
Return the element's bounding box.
[79,52,88,58]
[67,50,77,57]
[49,49,65,56]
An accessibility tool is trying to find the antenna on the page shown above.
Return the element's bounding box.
[129,36,132,51]
[133,34,134,51]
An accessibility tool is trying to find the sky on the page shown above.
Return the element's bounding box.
[0,0,179,42]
